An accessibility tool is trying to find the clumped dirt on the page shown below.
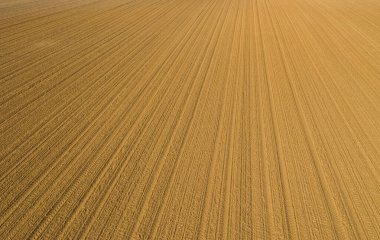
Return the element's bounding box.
[0,0,379,239]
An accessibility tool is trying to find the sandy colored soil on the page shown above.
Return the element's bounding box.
[1,0,379,239]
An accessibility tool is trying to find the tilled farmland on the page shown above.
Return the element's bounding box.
[1,0,380,239]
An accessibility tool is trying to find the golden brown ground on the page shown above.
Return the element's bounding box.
[0,0,379,239]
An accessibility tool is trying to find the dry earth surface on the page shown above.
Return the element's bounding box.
[1,0,380,239]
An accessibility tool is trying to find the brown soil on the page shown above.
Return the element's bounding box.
[1,0,379,239]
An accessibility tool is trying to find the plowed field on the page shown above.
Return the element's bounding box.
[1,0,379,239]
